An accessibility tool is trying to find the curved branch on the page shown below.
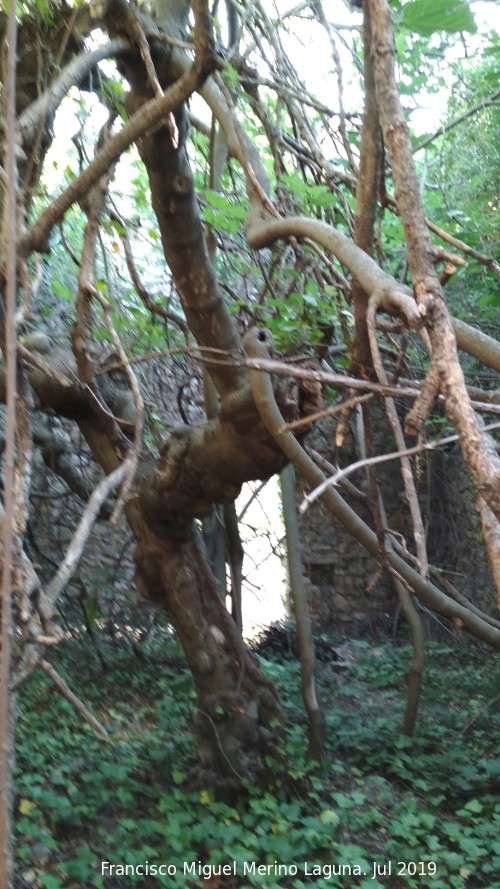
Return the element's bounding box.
[17,40,129,148]
[245,214,422,327]
[245,211,500,371]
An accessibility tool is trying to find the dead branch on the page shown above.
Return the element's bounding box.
[40,660,109,741]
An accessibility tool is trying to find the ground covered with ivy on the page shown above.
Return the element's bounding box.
[13,622,500,889]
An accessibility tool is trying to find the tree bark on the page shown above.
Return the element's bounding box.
[349,1,383,378]
[367,0,500,523]
[131,517,283,789]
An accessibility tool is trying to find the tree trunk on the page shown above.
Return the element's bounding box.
[132,516,283,790]
[94,2,292,789]
[349,1,383,378]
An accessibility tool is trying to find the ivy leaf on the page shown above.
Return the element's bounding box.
[18,798,37,815]
[401,0,477,36]
[39,876,65,889]
[319,808,340,825]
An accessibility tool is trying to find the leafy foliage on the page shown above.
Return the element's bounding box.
[14,631,500,888]
[400,0,477,37]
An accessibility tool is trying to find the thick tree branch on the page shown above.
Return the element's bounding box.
[349,1,383,376]
[101,0,249,397]
[20,60,204,256]
[452,318,500,371]
[368,0,500,521]
[239,206,500,372]
[245,214,422,327]
[17,40,128,148]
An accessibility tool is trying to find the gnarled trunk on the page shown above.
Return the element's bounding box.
[132,517,283,789]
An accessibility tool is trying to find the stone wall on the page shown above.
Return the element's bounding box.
[296,414,496,635]
[23,404,497,640]
[29,427,138,625]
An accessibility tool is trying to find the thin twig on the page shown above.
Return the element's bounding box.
[299,420,500,513]
[281,392,373,432]
[413,85,500,154]
[109,209,189,339]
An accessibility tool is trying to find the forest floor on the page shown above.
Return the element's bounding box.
[13,616,500,889]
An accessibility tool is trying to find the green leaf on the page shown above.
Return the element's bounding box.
[319,808,340,825]
[205,191,246,218]
[52,280,74,302]
[401,0,477,36]
[461,798,484,814]
[39,876,65,889]
[478,290,500,308]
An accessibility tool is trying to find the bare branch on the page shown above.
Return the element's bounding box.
[109,210,189,338]
[368,0,500,521]
[245,214,423,327]
[92,287,144,523]
[367,295,428,578]
[40,661,109,741]
[42,462,130,617]
[413,85,500,155]
[300,420,500,512]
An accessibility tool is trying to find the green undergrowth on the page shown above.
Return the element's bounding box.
[13,626,500,889]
